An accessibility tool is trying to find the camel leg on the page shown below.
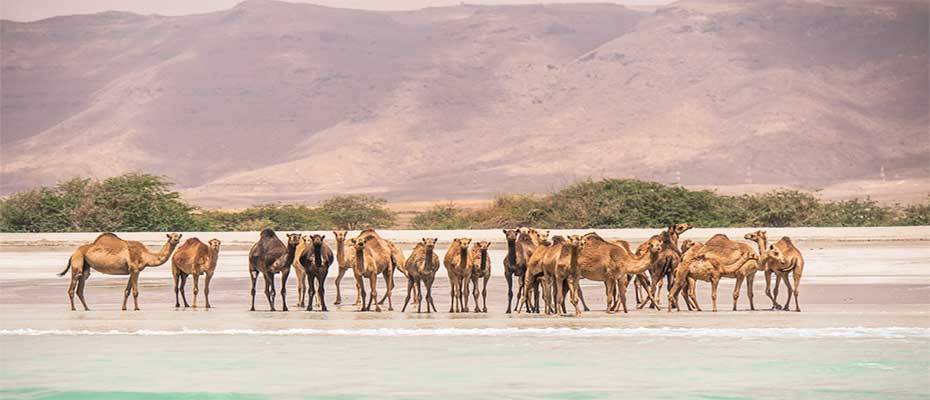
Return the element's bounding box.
[732,276,743,311]
[772,273,783,310]
[746,272,756,311]
[569,278,582,317]
[448,277,456,313]
[765,269,779,310]
[781,273,794,312]
[249,269,259,311]
[576,283,590,312]
[504,271,514,314]
[130,272,141,311]
[618,275,630,314]
[516,275,532,314]
[369,274,381,312]
[263,272,276,311]
[428,276,438,313]
[178,274,190,307]
[516,276,526,312]
[296,269,306,309]
[192,274,201,308]
[710,277,720,312]
[319,273,329,311]
[417,278,425,313]
[667,279,681,313]
[638,274,660,311]
[334,267,347,305]
[307,272,316,311]
[791,268,802,312]
[482,276,489,313]
[67,271,80,311]
[204,271,214,309]
[555,277,565,315]
[356,272,368,311]
[688,277,701,311]
[462,274,471,312]
[172,270,181,308]
[75,267,90,311]
[472,278,481,313]
[533,279,542,314]
[385,269,395,311]
[121,273,134,311]
[280,269,290,312]
[402,278,414,313]
[605,281,617,314]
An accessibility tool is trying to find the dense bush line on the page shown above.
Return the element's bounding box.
[1,174,926,232]
[413,180,929,229]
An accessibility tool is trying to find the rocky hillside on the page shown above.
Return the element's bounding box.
[2,0,927,206]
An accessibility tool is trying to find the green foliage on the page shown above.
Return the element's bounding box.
[0,173,202,232]
[898,199,930,226]
[412,203,473,229]
[317,195,395,229]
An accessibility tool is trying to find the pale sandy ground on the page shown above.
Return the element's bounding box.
[0,227,928,333]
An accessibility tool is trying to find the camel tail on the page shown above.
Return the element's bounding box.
[57,259,72,277]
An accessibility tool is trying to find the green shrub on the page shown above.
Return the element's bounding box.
[898,200,930,225]
[317,195,395,229]
[412,203,473,229]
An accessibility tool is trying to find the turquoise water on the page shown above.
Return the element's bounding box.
[2,332,928,399]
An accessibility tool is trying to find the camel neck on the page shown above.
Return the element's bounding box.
[424,247,434,269]
[208,248,220,270]
[143,240,176,266]
[355,247,365,266]
[569,245,579,273]
[335,239,345,266]
[274,242,298,271]
[626,249,654,275]
[313,243,323,269]
[459,247,468,268]
[480,250,488,271]
[506,239,517,266]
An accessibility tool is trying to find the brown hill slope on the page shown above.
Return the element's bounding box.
[2,0,927,206]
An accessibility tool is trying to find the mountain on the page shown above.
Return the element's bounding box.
[2,0,927,207]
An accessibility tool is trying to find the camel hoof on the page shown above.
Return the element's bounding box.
[375,307,382,312]
[121,307,127,311]
[388,307,394,311]
[334,300,342,305]
[483,308,488,313]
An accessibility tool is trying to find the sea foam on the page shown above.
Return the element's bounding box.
[1,327,928,338]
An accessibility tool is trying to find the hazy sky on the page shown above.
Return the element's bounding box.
[1,0,673,22]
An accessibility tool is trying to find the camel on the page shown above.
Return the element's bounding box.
[171,238,221,309]
[542,235,586,316]
[516,235,558,314]
[574,233,660,314]
[248,229,301,311]
[345,234,393,312]
[503,227,549,313]
[641,223,693,310]
[466,241,492,313]
[59,232,182,311]
[444,238,472,313]
[744,230,805,311]
[667,234,759,312]
[297,234,334,311]
[331,230,361,306]
[606,237,664,313]
[354,229,404,310]
[402,237,441,313]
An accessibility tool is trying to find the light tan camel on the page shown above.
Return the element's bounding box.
[466,241,492,313]
[543,235,586,316]
[574,233,660,314]
[744,230,805,311]
[345,233,395,312]
[59,233,182,311]
[667,234,759,312]
[171,238,221,308]
[402,238,441,313]
[355,229,404,308]
[444,238,472,313]
[517,235,557,314]
[607,237,663,313]
[331,230,360,306]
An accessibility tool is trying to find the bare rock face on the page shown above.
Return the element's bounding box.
[2,0,927,206]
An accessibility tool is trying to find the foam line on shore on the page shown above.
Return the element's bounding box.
[2,327,928,338]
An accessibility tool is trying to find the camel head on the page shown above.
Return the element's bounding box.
[535,229,551,242]
[568,235,585,250]
[518,227,530,235]
[166,233,182,245]
[455,237,472,248]
[765,245,787,264]
[639,237,663,255]
[421,237,438,250]
[332,230,348,242]
[681,239,696,253]
[671,223,694,234]
[502,229,519,242]
[285,233,302,247]
[309,234,326,247]
[349,235,372,252]
[474,241,491,252]
[208,239,221,251]
[744,230,767,242]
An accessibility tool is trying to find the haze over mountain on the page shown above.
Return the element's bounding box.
[2,0,927,207]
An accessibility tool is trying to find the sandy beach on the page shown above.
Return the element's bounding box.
[1,228,928,399]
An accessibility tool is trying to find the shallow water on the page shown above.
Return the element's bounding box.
[1,238,929,399]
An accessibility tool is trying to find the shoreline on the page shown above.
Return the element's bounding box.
[3,226,929,248]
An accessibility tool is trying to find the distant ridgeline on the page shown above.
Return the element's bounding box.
[1,173,927,232]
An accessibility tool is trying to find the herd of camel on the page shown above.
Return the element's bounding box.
[57,225,805,315]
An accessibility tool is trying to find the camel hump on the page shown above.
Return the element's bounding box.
[260,228,277,238]
[550,235,566,244]
[93,232,120,243]
[781,236,793,244]
[183,237,204,247]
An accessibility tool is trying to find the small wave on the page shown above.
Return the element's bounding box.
[1,327,928,338]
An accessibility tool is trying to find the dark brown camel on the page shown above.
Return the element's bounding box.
[247,229,300,311]
[298,234,334,311]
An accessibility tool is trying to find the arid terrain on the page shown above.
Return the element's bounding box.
[2,0,928,207]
